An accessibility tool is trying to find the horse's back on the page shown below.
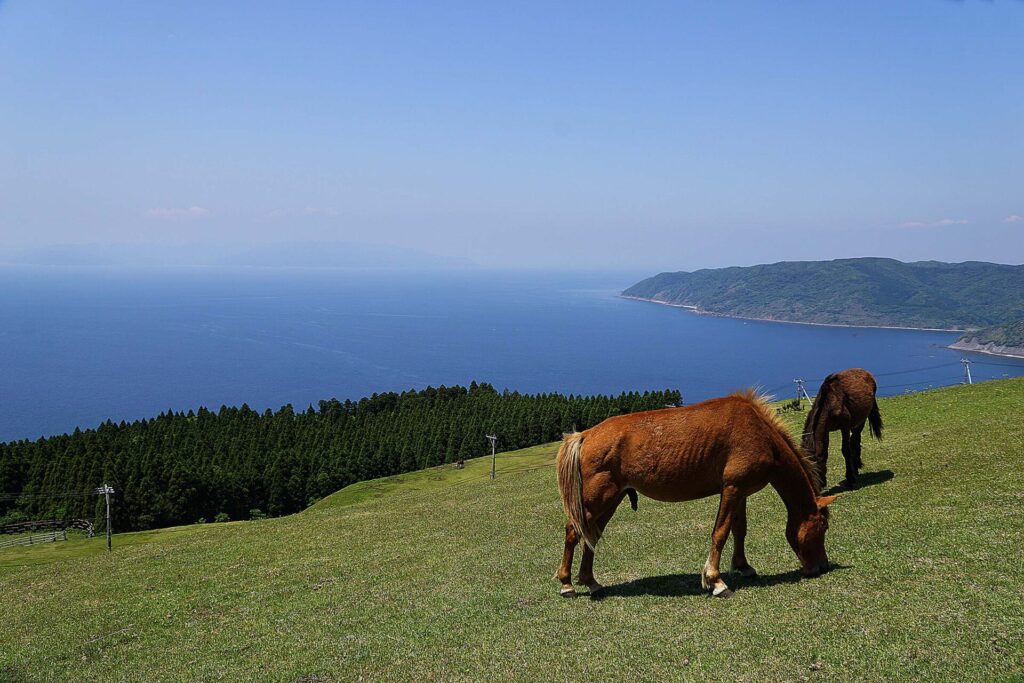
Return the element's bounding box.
[577,396,779,502]
[835,367,877,392]
[835,368,877,413]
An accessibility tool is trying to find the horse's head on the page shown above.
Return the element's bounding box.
[787,494,837,576]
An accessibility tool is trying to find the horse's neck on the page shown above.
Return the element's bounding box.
[770,456,818,520]
[801,407,818,447]
[812,419,831,456]
[803,396,830,453]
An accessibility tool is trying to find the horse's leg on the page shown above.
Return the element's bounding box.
[702,485,740,597]
[851,423,864,470]
[841,428,856,488]
[729,494,757,577]
[555,522,580,597]
[577,497,624,596]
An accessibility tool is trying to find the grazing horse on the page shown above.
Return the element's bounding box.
[802,368,883,488]
[555,390,837,598]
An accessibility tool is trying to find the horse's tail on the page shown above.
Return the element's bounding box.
[556,432,598,549]
[868,399,883,440]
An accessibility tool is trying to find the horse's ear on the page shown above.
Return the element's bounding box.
[816,494,838,510]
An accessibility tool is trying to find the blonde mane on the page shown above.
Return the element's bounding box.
[732,388,823,493]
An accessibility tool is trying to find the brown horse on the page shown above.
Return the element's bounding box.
[801,368,883,489]
[555,390,837,598]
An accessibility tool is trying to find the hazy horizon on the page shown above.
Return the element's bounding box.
[2,1,1022,270]
[2,241,1023,274]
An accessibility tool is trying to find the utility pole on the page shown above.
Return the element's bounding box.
[961,358,973,385]
[793,379,812,406]
[485,435,498,480]
[94,484,115,552]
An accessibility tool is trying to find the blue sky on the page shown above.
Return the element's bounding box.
[1,0,1022,269]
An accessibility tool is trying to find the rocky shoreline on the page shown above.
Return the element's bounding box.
[623,295,1024,359]
[947,339,1024,359]
[620,295,965,333]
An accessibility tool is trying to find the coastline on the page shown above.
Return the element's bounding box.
[947,341,1024,360]
[618,295,966,333]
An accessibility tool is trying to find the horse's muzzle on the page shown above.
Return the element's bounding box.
[803,559,831,577]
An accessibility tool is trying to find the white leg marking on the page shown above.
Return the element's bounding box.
[701,557,712,590]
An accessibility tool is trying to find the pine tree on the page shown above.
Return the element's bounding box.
[0,384,679,531]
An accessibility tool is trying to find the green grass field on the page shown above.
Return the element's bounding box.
[2,380,1023,682]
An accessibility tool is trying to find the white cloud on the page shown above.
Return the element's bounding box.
[901,218,968,228]
[146,206,211,219]
[1004,214,1023,223]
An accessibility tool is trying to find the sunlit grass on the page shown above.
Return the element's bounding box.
[2,380,1023,681]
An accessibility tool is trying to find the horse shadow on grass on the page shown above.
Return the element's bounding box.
[823,469,894,496]
[592,564,851,600]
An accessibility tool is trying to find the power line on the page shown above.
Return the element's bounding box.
[971,359,1024,369]
[485,434,498,480]
[793,379,812,406]
[0,490,100,501]
[2,357,1022,526]
[797,362,965,387]
[96,484,114,552]
[876,376,963,390]
[874,361,961,377]
[764,384,791,398]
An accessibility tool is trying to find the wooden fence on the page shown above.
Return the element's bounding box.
[0,529,68,549]
[0,519,96,537]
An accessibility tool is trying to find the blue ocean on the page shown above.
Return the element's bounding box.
[2,266,1021,442]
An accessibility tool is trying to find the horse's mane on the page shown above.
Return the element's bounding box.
[801,374,837,453]
[734,388,823,493]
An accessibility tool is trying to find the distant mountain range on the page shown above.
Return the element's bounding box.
[622,257,1024,330]
[0,241,477,269]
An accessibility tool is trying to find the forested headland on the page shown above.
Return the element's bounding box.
[623,258,1024,330]
[0,383,679,532]
[950,320,1024,358]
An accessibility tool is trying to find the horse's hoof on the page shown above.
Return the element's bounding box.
[712,586,733,599]
[559,587,577,598]
[737,566,758,578]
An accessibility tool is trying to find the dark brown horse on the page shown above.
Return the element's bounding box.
[802,368,883,488]
[555,390,837,598]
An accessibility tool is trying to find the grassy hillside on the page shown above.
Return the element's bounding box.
[622,258,1024,329]
[2,381,1024,682]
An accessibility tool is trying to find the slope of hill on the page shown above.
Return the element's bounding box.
[0,385,679,532]
[950,320,1024,358]
[622,258,1024,330]
[2,380,1023,682]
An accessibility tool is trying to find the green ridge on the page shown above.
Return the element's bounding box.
[623,257,1024,329]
